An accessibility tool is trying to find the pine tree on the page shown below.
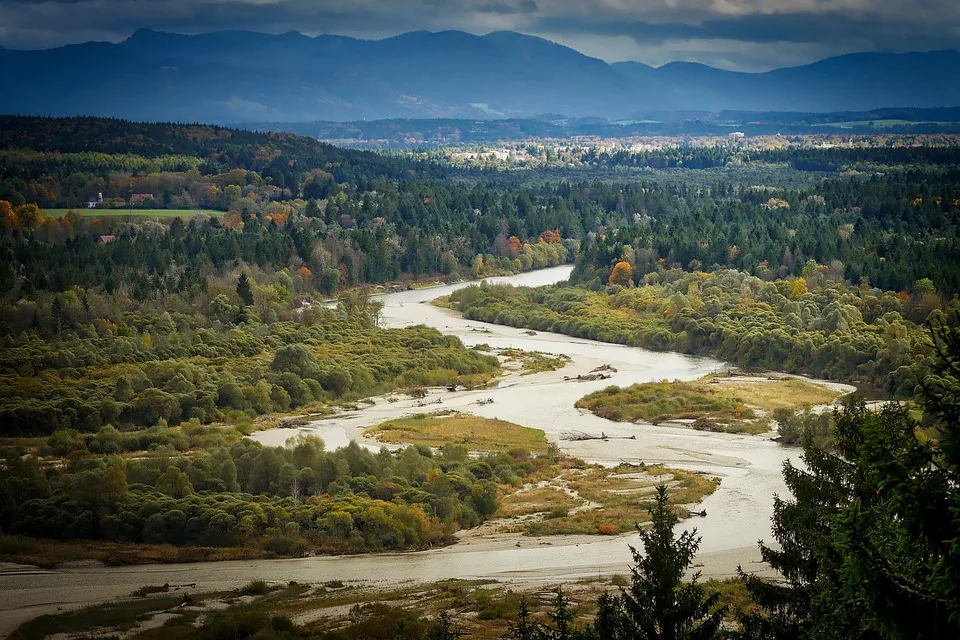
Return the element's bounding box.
[427,611,463,640]
[50,295,64,335]
[598,485,724,640]
[507,596,539,640]
[543,587,576,640]
[236,272,254,306]
[738,313,960,639]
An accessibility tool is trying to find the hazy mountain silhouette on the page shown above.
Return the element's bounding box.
[2,29,958,122]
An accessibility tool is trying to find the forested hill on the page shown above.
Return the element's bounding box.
[0,114,582,297]
[0,115,447,185]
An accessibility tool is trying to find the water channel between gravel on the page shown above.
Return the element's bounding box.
[1,265,840,633]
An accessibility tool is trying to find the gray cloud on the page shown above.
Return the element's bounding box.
[531,9,960,50]
[0,0,957,70]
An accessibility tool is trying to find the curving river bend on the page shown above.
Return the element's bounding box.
[0,266,826,633]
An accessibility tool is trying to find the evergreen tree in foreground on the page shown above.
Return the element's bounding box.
[507,597,538,640]
[738,312,960,639]
[596,485,725,640]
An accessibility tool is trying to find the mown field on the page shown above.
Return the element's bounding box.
[43,208,224,218]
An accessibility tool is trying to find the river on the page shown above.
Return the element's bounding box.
[0,266,816,633]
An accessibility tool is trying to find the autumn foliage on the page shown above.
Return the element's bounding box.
[0,200,46,234]
[538,229,562,244]
[609,261,634,287]
[508,235,523,256]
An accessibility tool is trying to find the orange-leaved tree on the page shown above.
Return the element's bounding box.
[609,261,634,287]
[0,200,17,234]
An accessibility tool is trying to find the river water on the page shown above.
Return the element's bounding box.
[0,266,811,632]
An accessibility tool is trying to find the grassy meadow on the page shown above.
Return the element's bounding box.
[366,411,549,453]
[505,464,720,536]
[43,208,224,218]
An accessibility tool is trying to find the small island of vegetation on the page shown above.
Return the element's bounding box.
[575,374,843,434]
[365,411,550,453]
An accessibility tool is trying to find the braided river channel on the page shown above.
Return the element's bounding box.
[1,265,852,633]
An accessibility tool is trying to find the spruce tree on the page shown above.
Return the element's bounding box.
[543,587,577,640]
[50,295,64,335]
[236,272,254,306]
[507,596,539,640]
[920,312,960,625]
[738,313,960,639]
[427,611,463,640]
[736,395,871,639]
[825,314,960,638]
[598,485,724,640]
[593,592,621,639]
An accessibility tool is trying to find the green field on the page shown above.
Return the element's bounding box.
[43,208,224,218]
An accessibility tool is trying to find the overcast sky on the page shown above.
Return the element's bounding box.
[1,0,958,71]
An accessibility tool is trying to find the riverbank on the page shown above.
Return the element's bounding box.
[0,563,758,640]
[0,265,840,636]
[0,533,772,638]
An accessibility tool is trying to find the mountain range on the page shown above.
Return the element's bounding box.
[2,29,959,123]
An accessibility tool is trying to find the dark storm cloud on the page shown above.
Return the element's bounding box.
[532,9,960,51]
[0,0,535,48]
[0,0,957,69]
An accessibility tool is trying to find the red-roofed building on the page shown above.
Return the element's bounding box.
[128,193,155,205]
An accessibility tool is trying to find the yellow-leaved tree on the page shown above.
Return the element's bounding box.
[609,261,634,287]
[790,277,809,299]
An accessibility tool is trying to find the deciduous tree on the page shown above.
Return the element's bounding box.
[609,261,634,287]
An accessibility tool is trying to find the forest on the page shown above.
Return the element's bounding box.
[0,276,503,436]
[1,115,959,638]
[448,265,953,397]
[1,423,533,555]
[3,117,960,299]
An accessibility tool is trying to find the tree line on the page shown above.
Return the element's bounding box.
[1,422,544,554]
[449,265,956,396]
[0,274,498,436]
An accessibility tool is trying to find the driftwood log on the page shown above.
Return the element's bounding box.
[561,430,636,441]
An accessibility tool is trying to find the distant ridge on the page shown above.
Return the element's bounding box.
[1,30,958,122]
